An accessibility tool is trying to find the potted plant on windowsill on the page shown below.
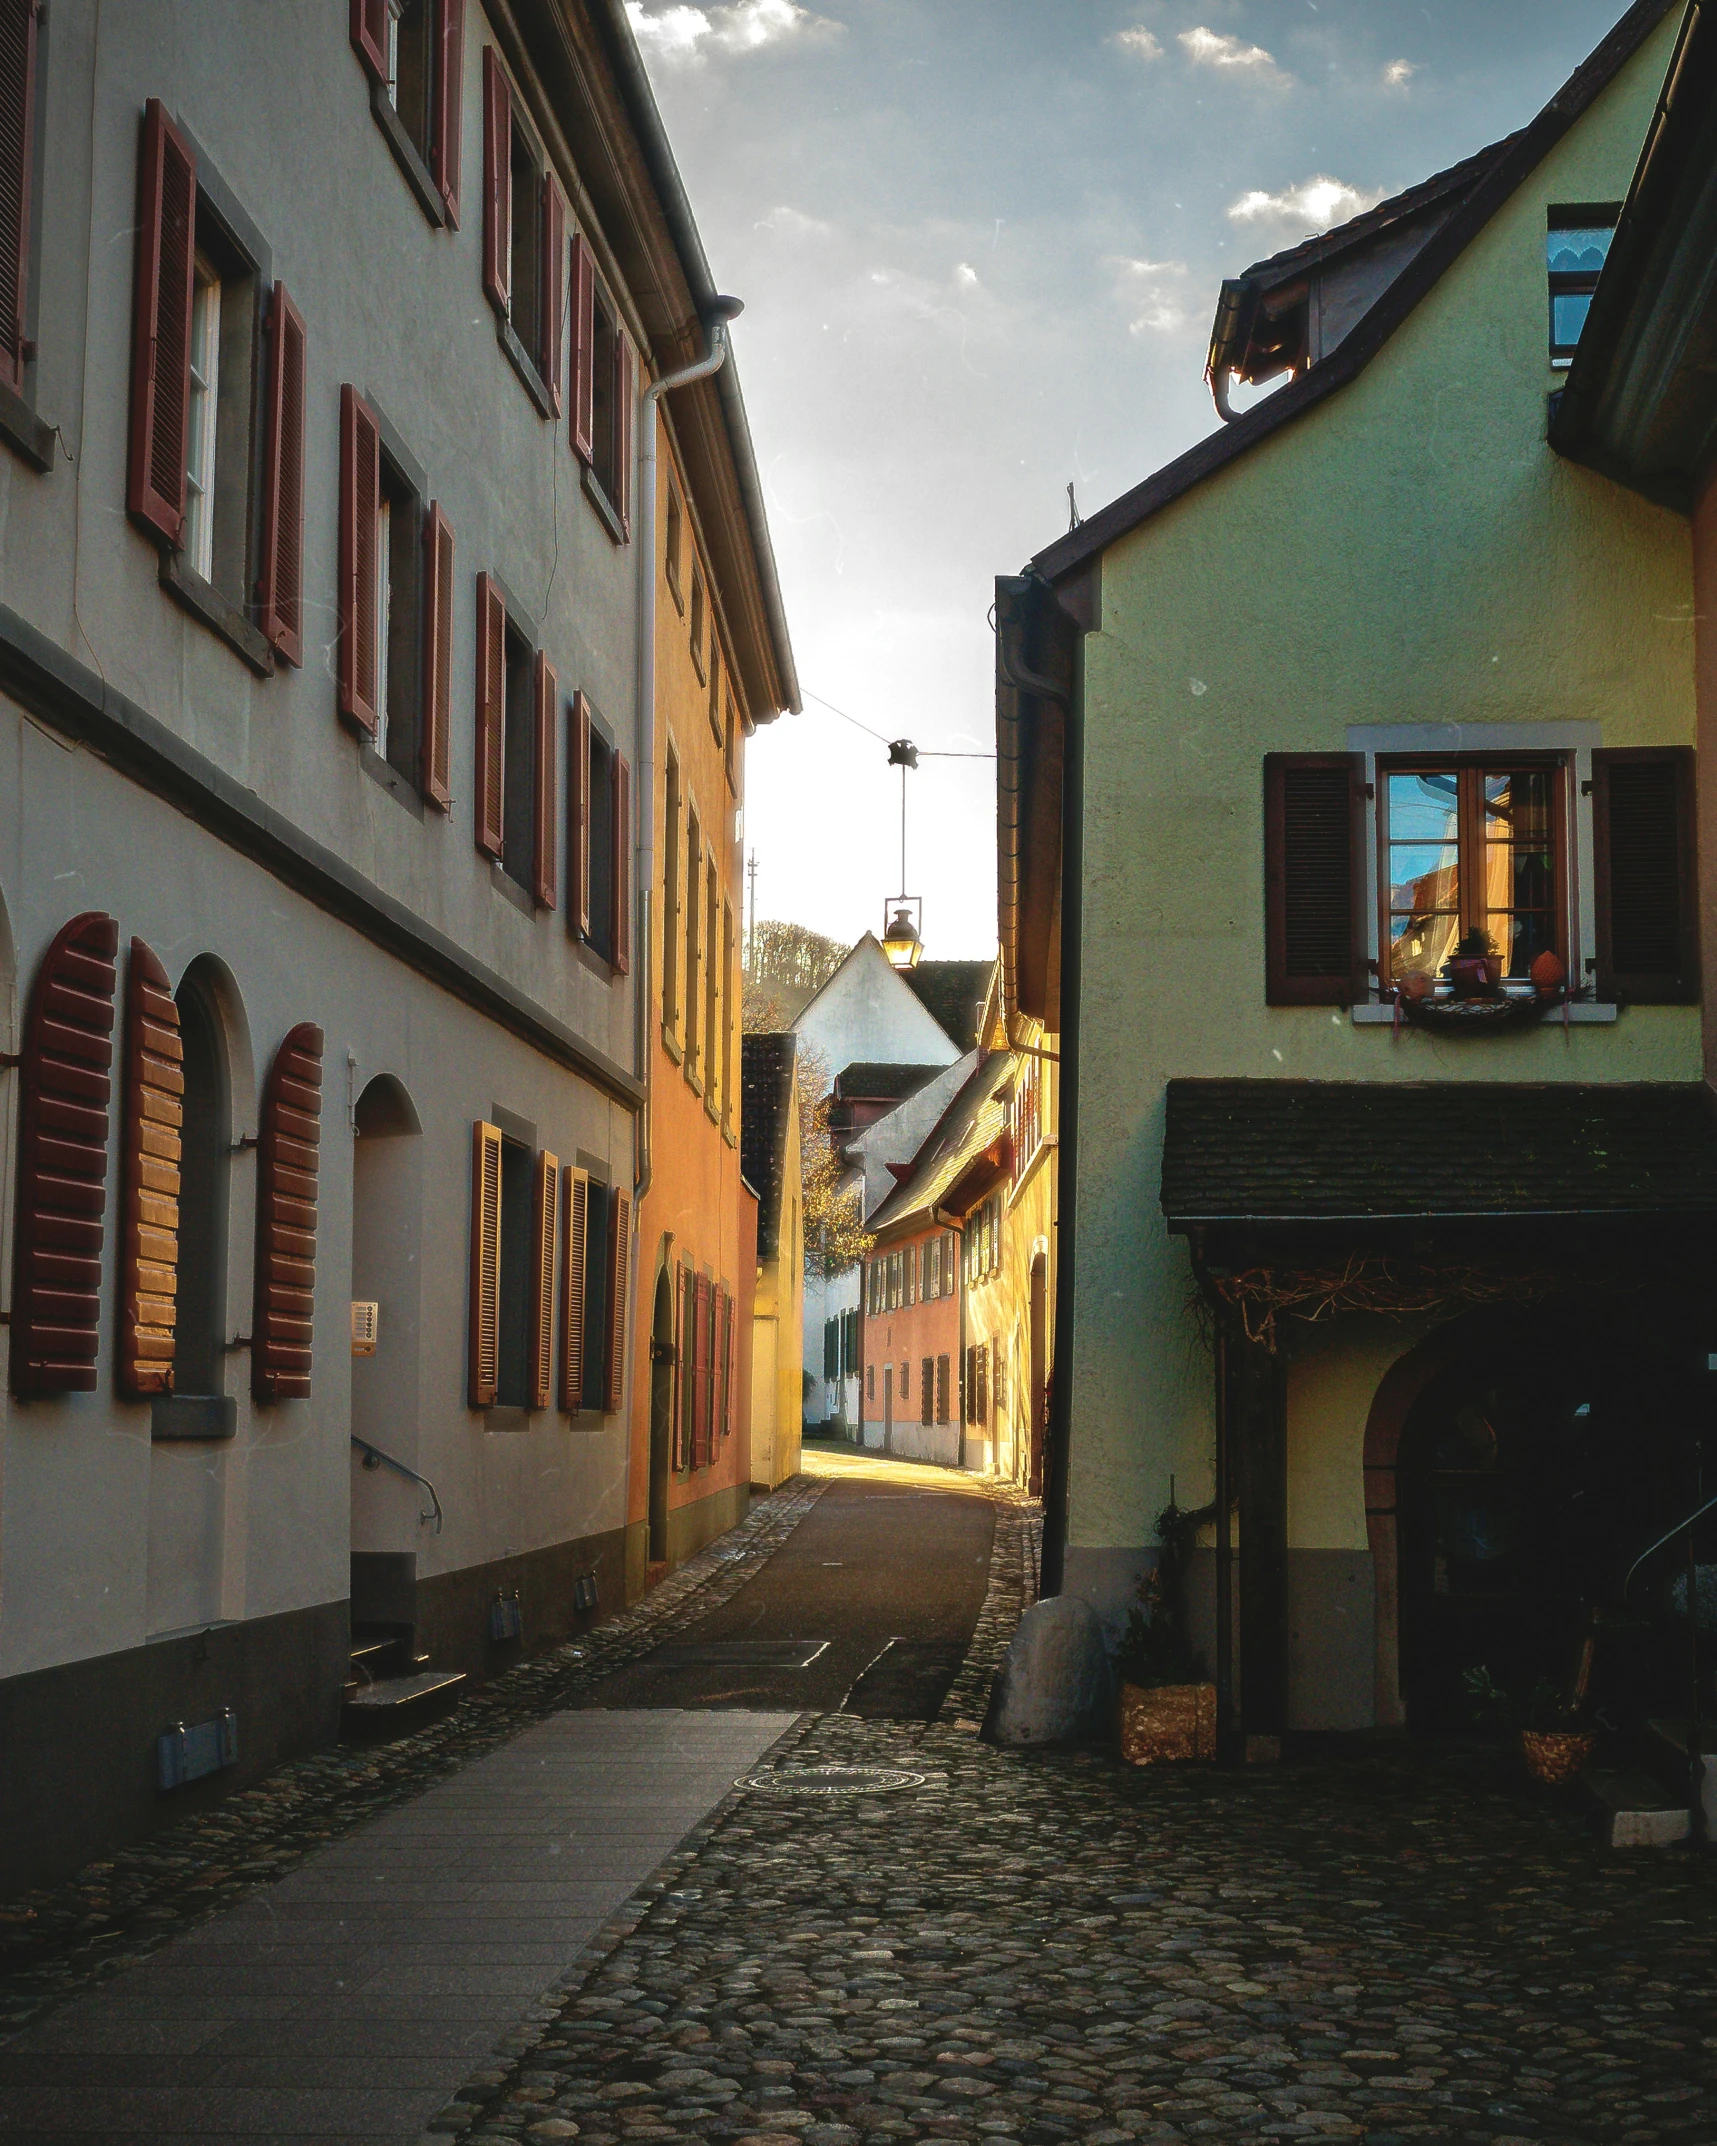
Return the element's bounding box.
[1445,928,1503,999]
[1113,1499,1215,1764]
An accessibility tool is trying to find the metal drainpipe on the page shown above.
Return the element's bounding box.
[632,297,744,1207]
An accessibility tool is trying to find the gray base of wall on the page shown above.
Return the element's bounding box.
[0,1600,348,1899]
[1061,1544,1156,1645]
[1185,1546,1377,1732]
[411,1525,629,1686]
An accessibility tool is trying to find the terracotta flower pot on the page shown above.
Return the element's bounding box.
[1520,1728,1595,1786]
[1120,1682,1217,1765]
[1448,956,1490,999]
[1482,955,1505,988]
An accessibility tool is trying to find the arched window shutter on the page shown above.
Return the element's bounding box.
[1592,747,1698,1004]
[256,282,307,667]
[529,1149,557,1412]
[338,385,381,735]
[1263,752,1367,1006]
[420,503,455,810]
[604,1188,630,1416]
[559,1164,588,1411]
[468,1121,502,1408]
[481,46,510,317]
[612,753,632,975]
[474,573,506,858]
[1,0,42,397]
[570,233,594,463]
[569,689,591,937]
[253,1024,323,1402]
[350,0,388,81]
[615,334,634,537]
[11,912,119,1398]
[118,940,182,1398]
[541,180,564,415]
[126,99,197,546]
[432,0,465,228]
[533,650,558,908]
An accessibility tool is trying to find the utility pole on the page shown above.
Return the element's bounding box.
[746,849,759,974]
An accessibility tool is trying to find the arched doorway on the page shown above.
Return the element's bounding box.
[350,1075,425,1636]
[648,1266,674,1566]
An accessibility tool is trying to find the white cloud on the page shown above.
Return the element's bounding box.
[757,203,835,239]
[1383,58,1415,88]
[1179,26,1285,78]
[1114,27,1162,59]
[954,261,980,288]
[626,0,841,65]
[1226,174,1385,233]
[1109,255,1191,335]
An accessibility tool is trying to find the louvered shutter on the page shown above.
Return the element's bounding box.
[432,0,465,227]
[527,1148,557,1412]
[10,913,119,1398]
[612,753,632,975]
[604,1188,630,1416]
[711,1284,725,1449]
[126,99,196,546]
[615,333,634,537]
[338,386,381,734]
[468,1121,501,1407]
[569,688,591,937]
[1592,747,1698,1004]
[256,282,307,666]
[252,1023,323,1403]
[570,232,594,463]
[541,179,564,415]
[118,940,182,1398]
[474,572,506,858]
[1263,752,1367,1006]
[559,1163,588,1411]
[481,46,509,316]
[723,1286,736,1443]
[673,1261,689,1466]
[533,650,558,908]
[0,0,41,396]
[692,1273,710,1466]
[350,0,388,81]
[420,503,454,809]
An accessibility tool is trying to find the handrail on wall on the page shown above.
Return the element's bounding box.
[350,1435,444,1534]
[1623,1490,1717,1602]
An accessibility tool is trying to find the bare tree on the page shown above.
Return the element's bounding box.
[743,919,849,1028]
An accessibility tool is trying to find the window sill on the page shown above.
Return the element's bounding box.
[0,377,54,472]
[705,1091,721,1127]
[152,1394,238,1441]
[582,464,627,545]
[667,570,684,615]
[575,938,620,983]
[490,860,538,918]
[684,1061,705,1098]
[495,313,556,420]
[361,743,426,819]
[660,1022,683,1063]
[1350,999,1618,1026]
[159,551,275,676]
[369,78,447,228]
[483,1405,533,1432]
[723,1118,736,1149]
[691,646,707,686]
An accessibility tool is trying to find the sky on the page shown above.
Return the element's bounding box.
[627,0,1645,961]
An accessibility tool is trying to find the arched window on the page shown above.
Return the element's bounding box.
[169,968,231,1404]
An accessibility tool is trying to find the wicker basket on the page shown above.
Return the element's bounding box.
[1520,1728,1595,1785]
[1120,1682,1217,1765]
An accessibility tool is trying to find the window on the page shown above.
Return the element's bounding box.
[663,750,682,1036]
[502,619,540,898]
[945,1231,957,1296]
[903,1243,915,1307]
[1379,759,1563,986]
[866,1361,875,1403]
[482,47,561,414]
[580,1181,612,1414]
[375,449,425,785]
[824,1320,839,1381]
[935,1354,950,1424]
[926,1236,939,1299]
[665,483,684,607]
[1011,1053,1043,1184]
[1547,206,1619,367]
[182,257,220,580]
[900,1360,909,1402]
[494,1134,535,1406]
[570,239,633,534]
[708,639,724,747]
[920,1358,934,1427]
[1,0,48,465]
[474,575,555,903]
[888,1251,902,1310]
[690,567,707,680]
[684,811,702,1080]
[725,689,739,794]
[722,901,736,1131]
[586,726,615,949]
[993,1342,1008,1419]
[351,0,463,227]
[171,971,230,1405]
[704,860,720,1115]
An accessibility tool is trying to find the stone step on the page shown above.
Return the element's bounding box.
[341,1668,466,1745]
[1582,1766,1692,1848]
[1644,1719,1717,1834]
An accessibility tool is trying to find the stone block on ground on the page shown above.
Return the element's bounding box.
[981,1592,1113,1746]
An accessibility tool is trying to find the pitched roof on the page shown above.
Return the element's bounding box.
[902,959,996,1053]
[833,1062,945,1102]
[1033,0,1679,587]
[741,1032,797,1258]
[867,1052,1014,1236]
[1161,1079,1717,1228]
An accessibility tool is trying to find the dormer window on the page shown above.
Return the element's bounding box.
[1548,206,1619,366]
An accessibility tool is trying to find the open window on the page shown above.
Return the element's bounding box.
[351,0,463,227]
[474,574,556,905]
[568,695,630,969]
[571,241,633,537]
[1548,205,1620,367]
[481,46,561,415]
[0,0,52,469]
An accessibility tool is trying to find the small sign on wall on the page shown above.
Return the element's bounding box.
[158,1708,238,1791]
[351,1301,379,1356]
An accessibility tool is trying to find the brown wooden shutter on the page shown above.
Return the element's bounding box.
[1592,746,1699,1004]
[615,333,634,538]
[1263,752,1367,1006]
[532,650,557,908]
[528,1148,557,1412]
[338,385,381,735]
[569,688,591,937]
[432,0,465,228]
[481,46,509,317]
[10,912,119,1398]
[350,0,388,81]
[722,1285,736,1443]
[673,1261,689,1466]
[117,940,182,1399]
[604,1188,630,1416]
[0,0,41,397]
[541,178,564,416]
[570,231,594,463]
[612,752,632,975]
[420,502,454,809]
[468,1120,501,1408]
[690,1272,708,1466]
[474,571,506,858]
[252,1023,323,1403]
[559,1163,588,1410]
[256,282,307,667]
[126,99,196,546]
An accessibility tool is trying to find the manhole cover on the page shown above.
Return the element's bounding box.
[736,1765,928,1796]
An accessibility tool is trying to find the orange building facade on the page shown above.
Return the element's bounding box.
[859,1227,963,1467]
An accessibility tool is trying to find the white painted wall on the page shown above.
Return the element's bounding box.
[793,937,960,1087]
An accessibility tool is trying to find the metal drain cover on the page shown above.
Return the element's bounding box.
[737,1764,928,1796]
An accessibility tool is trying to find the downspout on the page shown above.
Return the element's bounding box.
[633,296,744,1206]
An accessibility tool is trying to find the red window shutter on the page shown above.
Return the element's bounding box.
[420,502,455,810]
[604,1188,630,1416]
[350,0,388,81]
[253,1023,323,1404]
[528,1148,557,1412]
[569,231,594,463]
[612,753,632,975]
[674,1262,693,1468]
[723,1285,736,1443]
[1263,752,1367,1007]
[432,0,465,228]
[126,99,196,546]
[118,939,182,1399]
[541,178,564,415]
[474,572,506,858]
[1592,746,1699,1004]
[615,333,635,537]
[256,282,307,667]
[481,46,510,317]
[0,0,41,396]
[569,688,591,936]
[468,1121,501,1408]
[559,1164,588,1410]
[533,650,558,908]
[10,912,119,1398]
[692,1272,710,1466]
[338,384,382,735]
